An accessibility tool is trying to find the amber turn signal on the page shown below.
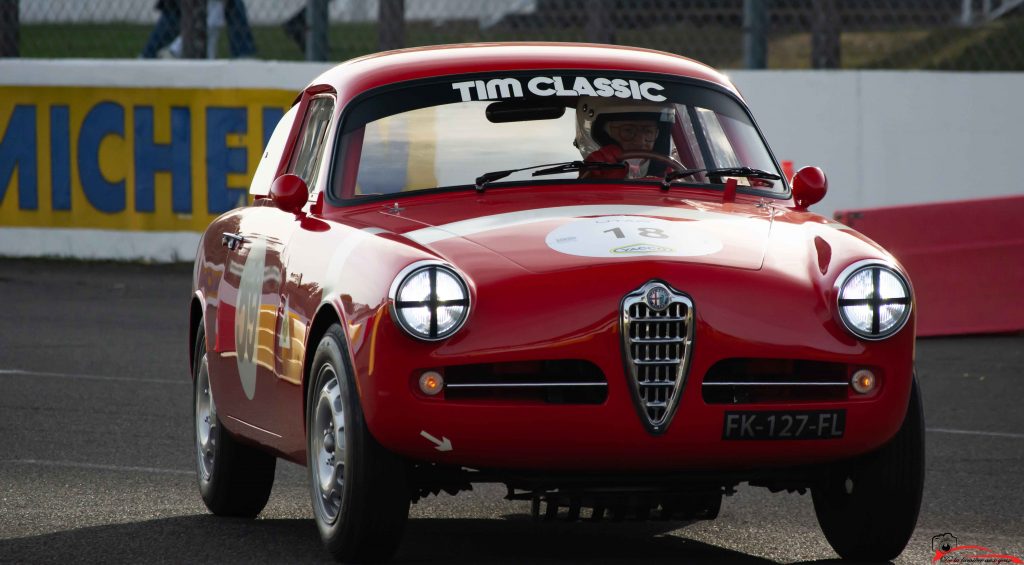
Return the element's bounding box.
[419,371,444,396]
[850,369,876,394]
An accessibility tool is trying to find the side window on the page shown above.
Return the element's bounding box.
[250,105,298,197]
[288,96,335,188]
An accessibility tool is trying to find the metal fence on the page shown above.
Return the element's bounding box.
[2,0,1022,69]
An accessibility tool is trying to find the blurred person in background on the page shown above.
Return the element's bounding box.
[140,0,180,58]
[282,0,334,54]
[141,0,256,59]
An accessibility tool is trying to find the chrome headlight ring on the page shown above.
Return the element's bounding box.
[388,260,471,341]
[834,260,913,341]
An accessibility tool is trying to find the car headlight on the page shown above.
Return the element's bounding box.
[389,261,470,341]
[835,260,912,340]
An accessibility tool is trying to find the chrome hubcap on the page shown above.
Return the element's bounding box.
[195,354,216,480]
[312,365,345,524]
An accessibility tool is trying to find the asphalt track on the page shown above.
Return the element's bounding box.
[0,258,1021,564]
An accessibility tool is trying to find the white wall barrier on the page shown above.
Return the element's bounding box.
[1,60,1021,262]
[730,70,1024,218]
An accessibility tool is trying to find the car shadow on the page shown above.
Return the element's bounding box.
[0,514,887,564]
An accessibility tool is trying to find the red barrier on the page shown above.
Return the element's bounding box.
[834,196,1024,337]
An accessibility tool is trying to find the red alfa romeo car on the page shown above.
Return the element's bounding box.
[189,43,923,562]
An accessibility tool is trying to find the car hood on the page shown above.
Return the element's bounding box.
[344,191,774,274]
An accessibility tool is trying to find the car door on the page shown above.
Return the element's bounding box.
[241,93,337,443]
[211,104,298,440]
[212,93,335,444]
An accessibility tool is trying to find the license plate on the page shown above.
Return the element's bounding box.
[723,410,846,440]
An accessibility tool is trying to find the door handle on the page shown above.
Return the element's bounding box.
[221,232,246,251]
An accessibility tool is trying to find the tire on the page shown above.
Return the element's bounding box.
[307,324,411,563]
[812,376,925,561]
[193,323,276,517]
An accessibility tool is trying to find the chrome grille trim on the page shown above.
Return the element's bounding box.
[703,381,848,387]
[634,359,683,365]
[631,337,686,344]
[700,358,852,404]
[620,281,695,435]
[445,382,607,389]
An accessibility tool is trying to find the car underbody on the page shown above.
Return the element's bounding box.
[410,460,842,520]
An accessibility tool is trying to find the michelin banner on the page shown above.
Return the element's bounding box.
[0,86,292,233]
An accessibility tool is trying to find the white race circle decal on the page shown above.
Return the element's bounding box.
[545,216,722,258]
[234,238,266,400]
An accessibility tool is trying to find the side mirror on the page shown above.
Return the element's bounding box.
[791,166,827,211]
[270,174,309,213]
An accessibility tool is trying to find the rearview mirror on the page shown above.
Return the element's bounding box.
[486,100,566,123]
[791,166,827,211]
[271,174,309,213]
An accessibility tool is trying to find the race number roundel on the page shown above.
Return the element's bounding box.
[545,216,722,258]
[234,238,267,400]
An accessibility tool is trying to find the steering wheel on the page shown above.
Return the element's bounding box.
[619,151,687,173]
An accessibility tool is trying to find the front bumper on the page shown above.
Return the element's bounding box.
[355,306,914,472]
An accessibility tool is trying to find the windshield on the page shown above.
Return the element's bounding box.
[331,72,785,201]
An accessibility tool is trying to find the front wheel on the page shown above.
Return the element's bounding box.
[307,325,410,563]
[193,324,276,517]
[812,377,925,561]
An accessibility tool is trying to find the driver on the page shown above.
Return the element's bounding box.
[575,97,676,179]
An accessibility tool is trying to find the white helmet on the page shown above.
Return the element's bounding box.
[574,97,676,159]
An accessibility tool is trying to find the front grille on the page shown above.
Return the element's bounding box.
[621,281,694,434]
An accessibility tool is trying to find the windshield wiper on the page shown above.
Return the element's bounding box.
[661,166,782,189]
[531,161,625,177]
[474,161,624,191]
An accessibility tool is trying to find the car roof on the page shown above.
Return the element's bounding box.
[308,42,741,100]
